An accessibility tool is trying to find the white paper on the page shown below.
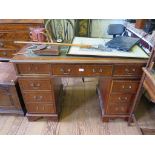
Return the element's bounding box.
[68,37,149,59]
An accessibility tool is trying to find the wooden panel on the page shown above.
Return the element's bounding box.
[52,64,112,76]
[107,103,131,114]
[113,64,144,77]
[0,90,13,107]
[0,50,16,58]
[0,41,25,50]
[111,80,139,93]
[0,19,44,24]
[0,24,43,31]
[0,62,17,84]
[109,94,134,104]
[26,103,55,114]
[23,92,54,103]
[19,78,52,91]
[16,63,51,74]
[0,31,30,41]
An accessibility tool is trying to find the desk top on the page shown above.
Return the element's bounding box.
[11,37,149,64]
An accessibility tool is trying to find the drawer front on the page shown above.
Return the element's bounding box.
[0,31,30,41]
[109,94,134,104]
[16,63,51,74]
[0,24,43,31]
[23,92,54,103]
[113,64,144,77]
[52,64,112,76]
[19,78,52,91]
[0,50,16,58]
[26,103,55,114]
[107,103,131,114]
[111,80,139,93]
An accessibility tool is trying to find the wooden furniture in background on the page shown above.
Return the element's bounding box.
[135,19,147,29]
[0,19,44,61]
[0,62,25,115]
[11,45,147,121]
[128,47,155,134]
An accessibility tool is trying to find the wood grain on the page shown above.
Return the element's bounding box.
[0,78,140,135]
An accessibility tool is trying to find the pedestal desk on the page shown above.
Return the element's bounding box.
[11,38,148,122]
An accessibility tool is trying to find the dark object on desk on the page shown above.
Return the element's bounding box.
[33,45,60,56]
[144,19,155,34]
[105,36,139,51]
[107,24,126,38]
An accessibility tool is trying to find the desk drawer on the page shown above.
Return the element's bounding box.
[107,103,131,114]
[26,103,55,113]
[113,64,144,77]
[23,92,54,103]
[52,64,112,76]
[19,78,52,91]
[16,63,51,74]
[111,80,139,93]
[109,94,134,104]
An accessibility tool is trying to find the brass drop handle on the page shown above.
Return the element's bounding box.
[125,68,129,72]
[118,97,128,101]
[92,69,96,73]
[36,106,39,111]
[0,42,4,47]
[60,68,71,74]
[132,68,136,72]
[2,52,7,56]
[99,69,103,72]
[30,83,40,87]
[33,95,43,100]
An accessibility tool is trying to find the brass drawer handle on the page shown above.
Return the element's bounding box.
[122,85,132,89]
[33,95,43,100]
[132,68,136,72]
[92,69,96,73]
[60,68,71,74]
[0,42,4,47]
[118,97,128,101]
[30,83,41,87]
[2,52,7,56]
[36,106,39,111]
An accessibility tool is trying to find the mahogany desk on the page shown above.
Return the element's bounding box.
[11,44,148,122]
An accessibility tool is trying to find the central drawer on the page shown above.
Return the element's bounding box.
[19,78,52,91]
[23,92,54,103]
[111,80,139,93]
[52,64,112,76]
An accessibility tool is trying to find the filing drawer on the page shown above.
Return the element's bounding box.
[23,92,54,103]
[0,31,30,41]
[107,103,131,114]
[109,94,134,104]
[113,64,144,77]
[19,78,52,91]
[52,64,112,76]
[111,80,139,93]
[16,63,51,74]
[26,103,55,114]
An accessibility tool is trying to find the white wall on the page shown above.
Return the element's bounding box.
[91,19,125,38]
